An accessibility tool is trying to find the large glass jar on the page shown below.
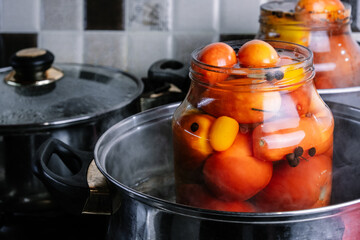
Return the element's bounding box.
[172,40,334,212]
[256,1,360,89]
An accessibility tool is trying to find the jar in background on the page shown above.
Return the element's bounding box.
[172,40,334,212]
[256,1,360,89]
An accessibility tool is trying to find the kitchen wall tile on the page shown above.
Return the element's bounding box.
[219,0,262,34]
[0,33,38,67]
[84,31,128,70]
[0,0,40,32]
[86,0,124,30]
[342,0,360,32]
[172,0,219,31]
[127,0,171,31]
[351,32,360,42]
[127,32,172,78]
[41,0,83,30]
[39,31,83,63]
[173,32,218,64]
[219,34,256,42]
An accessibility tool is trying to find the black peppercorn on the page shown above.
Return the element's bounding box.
[308,147,316,157]
[286,153,299,167]
[190,122,199,132]
[274,70,284,80]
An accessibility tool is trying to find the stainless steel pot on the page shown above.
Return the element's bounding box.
[34,101,360,240]
[0,48,143,215]
[319,88,360,109]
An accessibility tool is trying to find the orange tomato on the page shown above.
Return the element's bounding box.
[295,0,348,23]
[255,154,332,211]
[196,42,237,85]
[238,40,279,68]
[295,0,344,13]
[203,133,273,201]
[253,115,333,162]
[177,184,256,212]
[173,111,215,182]
[200,86,282,124]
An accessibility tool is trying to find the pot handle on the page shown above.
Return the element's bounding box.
[33,138,94,215]
[147,59,190,93]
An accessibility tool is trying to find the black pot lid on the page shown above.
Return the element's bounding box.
[0,48,143,131]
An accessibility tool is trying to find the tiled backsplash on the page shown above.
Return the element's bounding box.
[0,0,358,79]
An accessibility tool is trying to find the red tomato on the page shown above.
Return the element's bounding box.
[177,184,256,212]
[342,210,360,240]
[311,33,360,89]
[254,154,332,212]
[203,133,273,201]
[196,42,237,85]
[276,84,312,119]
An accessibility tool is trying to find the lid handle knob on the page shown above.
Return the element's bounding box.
[4,48,63,86]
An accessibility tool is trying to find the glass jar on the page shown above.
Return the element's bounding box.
[172,40,334,212]
[256,1,360,89]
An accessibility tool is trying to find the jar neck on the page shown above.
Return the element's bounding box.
[190,40,315,91]
[259,1,352,32]
[259,20,352,34]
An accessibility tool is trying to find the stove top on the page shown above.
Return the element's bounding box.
[0,212,108,240]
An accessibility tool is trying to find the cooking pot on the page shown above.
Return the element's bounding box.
[0,48,143,215]
[34,101,360,240]
[318,88,360,109]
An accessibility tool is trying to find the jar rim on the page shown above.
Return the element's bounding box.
[190,39,314,90]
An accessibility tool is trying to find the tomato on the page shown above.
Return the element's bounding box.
[275,84,312,119]
[173,111,215,182]
[200,85,282,124]
[254,154,332,211]
[295,0,347,23]
[311,33,360,89]
[203,133,273,201]
[209,116,239,152]
[341,210,360,240]
[177,184,256,212]
[253,114,333,162]
[238,40,279,68]
[295,0,344,14]
[195,42,237,85]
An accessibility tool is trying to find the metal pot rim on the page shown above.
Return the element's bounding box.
[94,102,360,222]
[318,86,360,94]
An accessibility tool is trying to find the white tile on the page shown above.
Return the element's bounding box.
[172,0,218,31]
[127,0,171,31]
[39,31,83,63]
[352,32,360,42]
[84,31,128,70]
[173,32,219,64]
[41,0,83,30]
[220,0,262,34]
[1,0,40,32]
[127,32,172,78]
